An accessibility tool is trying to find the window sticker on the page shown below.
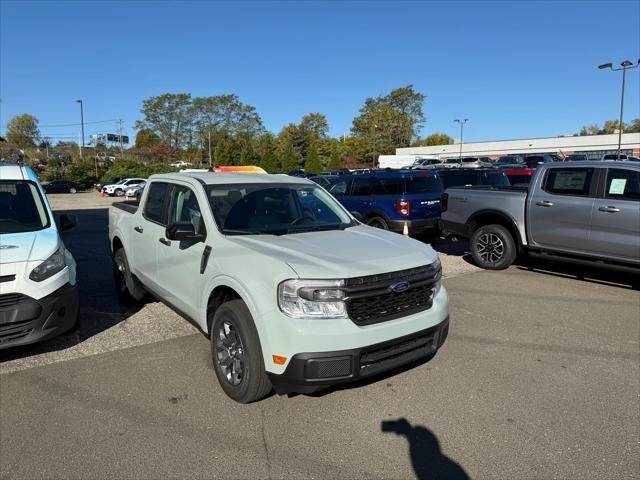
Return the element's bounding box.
[609,178,627,195]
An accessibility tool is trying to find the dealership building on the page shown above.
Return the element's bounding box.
[395,132,640,160]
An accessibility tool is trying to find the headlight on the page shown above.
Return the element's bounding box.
[432,256,443,295]
[29,245,66,282]
[278,279,347,319]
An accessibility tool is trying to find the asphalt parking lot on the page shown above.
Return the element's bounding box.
[1,192,638,479]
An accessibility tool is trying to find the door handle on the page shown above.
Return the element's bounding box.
[134,226,143,233]
[535,201,554,207]
[159,237,171,246]
[598,206,620,213]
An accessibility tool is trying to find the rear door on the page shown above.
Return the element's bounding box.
[155,182,209,319]
[589,167,640,263]
[528,166,595,253]
[131,181,170,289]
[403,173,443,221]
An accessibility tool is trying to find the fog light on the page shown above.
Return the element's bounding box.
[272,355,287,365]
[57,307,66,317]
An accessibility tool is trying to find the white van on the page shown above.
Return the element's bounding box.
[0,163,79,349]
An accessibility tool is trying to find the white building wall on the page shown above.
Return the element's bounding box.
[396,133,640,158]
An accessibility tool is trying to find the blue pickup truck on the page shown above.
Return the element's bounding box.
[328,170,445,236]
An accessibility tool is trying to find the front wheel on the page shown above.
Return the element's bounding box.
[470,224,517,270]
[210,300,271,403]
[115,188,124,197]
[366,216,389,230]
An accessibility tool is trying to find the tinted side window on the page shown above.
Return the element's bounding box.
[543,168,594,196]
[405,174,442,193]
[352,177,380,196]
[169,185,205,235]
[378,177,401,195]
[483,172,510,186]
[329,179,349,196]
[440,172,480,189]
[143,182,169,224]
[605,169,640,201]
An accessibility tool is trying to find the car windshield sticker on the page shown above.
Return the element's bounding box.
[609,178,627,195]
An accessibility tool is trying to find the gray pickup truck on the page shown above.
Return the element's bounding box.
[441,161,640,272]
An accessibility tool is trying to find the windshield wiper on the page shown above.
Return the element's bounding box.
[287,225,347,234]
[221,229,265,235]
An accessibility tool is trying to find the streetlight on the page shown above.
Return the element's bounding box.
[598,59,640,159]
[454,119,469,160]
[76,99,85,158]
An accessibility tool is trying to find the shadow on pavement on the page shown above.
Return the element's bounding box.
[0,207,142,362]
[381,418,469,480]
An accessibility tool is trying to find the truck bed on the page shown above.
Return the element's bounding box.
[112,201,139,214]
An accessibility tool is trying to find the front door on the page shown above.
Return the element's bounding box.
[527,167,596,254]
[589,167,640,263]
[155,183,209,321]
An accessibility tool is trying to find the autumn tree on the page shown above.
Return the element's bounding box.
[304,142,323,174]
[6,114,40,148]
[134,93,194,148]
[135,129,161,149]
[279,142,301,172]
[419,133,453,146]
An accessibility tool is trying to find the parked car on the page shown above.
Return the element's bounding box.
[170,160,192,168]
[96,177,125,191]
[103,178,146,197]
[0,162,79,350]
[503,168,536,186]
[109,171,449,402]
[441,161,640,272]
[287,169,315,178]
[524,154,563,168]
[96,152,118,161]
[43,180,80,194]
[407,158,444,169]
[125,181,146,200]
[459,157,493,169]
[564,154,589,162]
[438,169,510,189]
[328,170,444,236]
[496,155,525,166]
[309,175,341,189]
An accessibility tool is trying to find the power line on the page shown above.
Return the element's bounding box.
[37,119,118,128]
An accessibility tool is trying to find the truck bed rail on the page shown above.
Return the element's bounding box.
[112,201,139,214]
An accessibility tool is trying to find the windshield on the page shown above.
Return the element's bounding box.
[0,181,50,234]
[206,183,354,235]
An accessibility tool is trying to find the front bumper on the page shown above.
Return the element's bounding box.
[388,218,439,234]
[0,283,79,350]
[267,316,449,394]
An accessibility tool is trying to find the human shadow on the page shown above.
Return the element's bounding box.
[381,418,469,480]
[0,207,143,362]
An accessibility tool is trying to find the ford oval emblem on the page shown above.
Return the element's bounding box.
[390,281,410,293]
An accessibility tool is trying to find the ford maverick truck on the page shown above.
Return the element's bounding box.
[441,161,640,272]
[109,171,449,403]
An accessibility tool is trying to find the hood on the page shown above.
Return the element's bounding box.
[227,225,438,279]
[0,229,59,264]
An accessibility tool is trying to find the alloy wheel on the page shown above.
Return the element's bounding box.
[477,233,505,263]
[215,321,245,386]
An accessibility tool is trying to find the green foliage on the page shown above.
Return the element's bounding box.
[578,118,640,135]
[279,143,301,172]
[304,142,323,175]
[276,113,329,159]
[134,93,193,148]
[256,134,279,173]
[64,159,106,188]
[135,129,160,149]
[419,133,453,146]
[102,159,178,181]
[239,142,256,166]
[628,118,640,133]
[6,114,40,149]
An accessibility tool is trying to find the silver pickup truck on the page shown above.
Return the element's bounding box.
[441,161,640,273]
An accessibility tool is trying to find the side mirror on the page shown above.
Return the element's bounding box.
[166,222,205,242]
[350,211,364,222]
[57,213,77,231]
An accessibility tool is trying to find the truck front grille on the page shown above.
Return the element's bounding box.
[344,264,440,326]
[0,293,29,309]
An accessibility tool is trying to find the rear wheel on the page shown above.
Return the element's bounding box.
[366,216,389,230]
[210,300,271,403]
[470,224,517,270]
[113,249,145,305]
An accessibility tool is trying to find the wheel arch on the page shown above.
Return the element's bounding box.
[467,210,523,247]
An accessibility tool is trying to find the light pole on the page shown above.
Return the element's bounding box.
[598,59,639,159]
[76,99,85,158]
[454,118,468,160]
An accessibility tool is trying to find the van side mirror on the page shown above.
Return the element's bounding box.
[166,222,205,242]
[57,213,77,231]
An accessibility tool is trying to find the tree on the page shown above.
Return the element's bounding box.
[579,124,601,136]
[6,114,40,148]
[304,142,323,174]
[299,112,329,139]
[258,135,279,173]
[328,148,343,171]
[279,142,301,172]
[419,133,453,146]
[134,93,193,148]
[628,118,640,133]
[135,129,160,149]
[577,119,639,136]
[239,142,256,166]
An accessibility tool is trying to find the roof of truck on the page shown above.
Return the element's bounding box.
[149,171,314,186]
[0,162,39,182]
[542,160,640,168]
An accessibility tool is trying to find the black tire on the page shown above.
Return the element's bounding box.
[113,248,145,305]
[210,300,271,403]
[366,216,389,230]
[115,188,124,197]
[470,224,517,270]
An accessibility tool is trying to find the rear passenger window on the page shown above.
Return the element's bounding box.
[405,174,442,193]
[543,168,594,196]
[144,182,169,224]
[378,178,401,195]
[606,169,640,201]
[329,179,349,196]
[351,177,381,196]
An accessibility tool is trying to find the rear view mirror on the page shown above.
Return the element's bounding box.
[57,213,77,231]
[166,222,205,242]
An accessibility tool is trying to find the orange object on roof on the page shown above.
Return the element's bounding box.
[211,166,267,174]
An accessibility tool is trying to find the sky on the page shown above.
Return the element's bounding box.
[1,0,639,146]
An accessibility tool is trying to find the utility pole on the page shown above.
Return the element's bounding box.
[76,99,85,158]
[117,118,124,156]
[454,119,469,160]
[208,126,212,166]
[598,59,639,159]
